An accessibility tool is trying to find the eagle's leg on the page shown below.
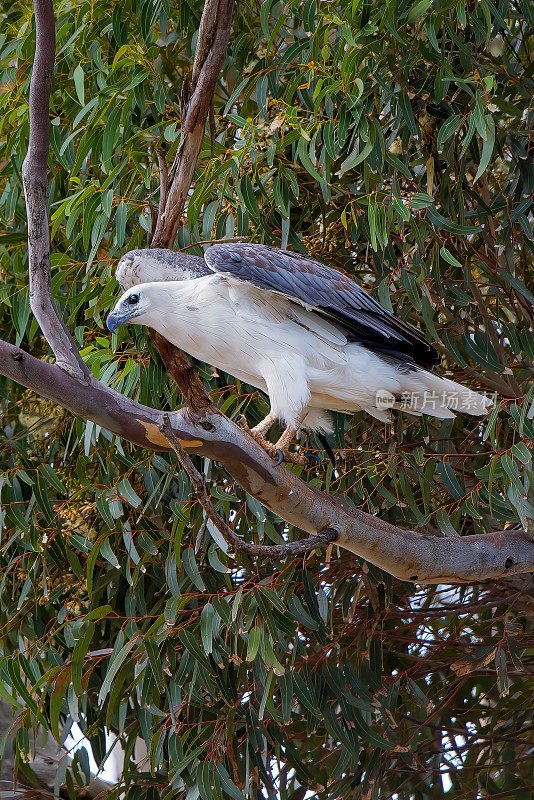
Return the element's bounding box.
[251,412,277,438]
[252,414,324,466]
[239,359,312,466]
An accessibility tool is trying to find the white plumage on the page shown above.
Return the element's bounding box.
[107,245,491,462]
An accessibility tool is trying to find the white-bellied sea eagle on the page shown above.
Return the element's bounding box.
[106,244,491,464]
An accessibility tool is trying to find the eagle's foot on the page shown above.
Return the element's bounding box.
[236,417,311,467]
[251,431,307,465]
[270,427,309,467]
[236,416,280,457]
[272,447,309,467]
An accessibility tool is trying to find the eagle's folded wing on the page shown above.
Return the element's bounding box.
[204,243,438,369]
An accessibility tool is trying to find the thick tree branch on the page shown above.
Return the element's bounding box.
[151,0,234,248]
[147,0,235,410]
[21,0,90,382]
[2,338,534,584]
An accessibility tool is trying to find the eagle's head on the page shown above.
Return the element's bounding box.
[106,284,155,333]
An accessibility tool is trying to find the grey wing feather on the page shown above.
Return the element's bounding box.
[204,243,438,368]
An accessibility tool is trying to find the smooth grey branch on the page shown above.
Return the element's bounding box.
[21,0,90,382]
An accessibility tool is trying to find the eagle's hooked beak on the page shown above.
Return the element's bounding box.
[107,290,142,333]
[106,311,124,333]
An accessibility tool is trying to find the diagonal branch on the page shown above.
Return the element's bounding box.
[148,0,235,410]
[152,0,235,248]
[21,0,90,382]
[2,338,534,584]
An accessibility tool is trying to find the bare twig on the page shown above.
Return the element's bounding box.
[195,517,208,554]
[21,0,89,382]
[179,236,249,250]
[159,414,338,558]
[209,97,216,156]
[156,149,168,224]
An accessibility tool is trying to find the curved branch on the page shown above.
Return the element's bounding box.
[2,338,534,584]
[159,414,339,558]
[22,0,90,382]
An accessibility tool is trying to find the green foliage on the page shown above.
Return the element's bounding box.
[1,0,533,797]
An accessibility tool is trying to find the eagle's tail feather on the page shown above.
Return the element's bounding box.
[395,372,493,418]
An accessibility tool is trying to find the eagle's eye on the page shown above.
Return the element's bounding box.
[128,293,139,305]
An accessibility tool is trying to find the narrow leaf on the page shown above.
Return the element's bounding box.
[73,64,85,105]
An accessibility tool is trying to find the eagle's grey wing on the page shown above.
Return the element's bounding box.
[204,243,438,369]
[115,248,210,290]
